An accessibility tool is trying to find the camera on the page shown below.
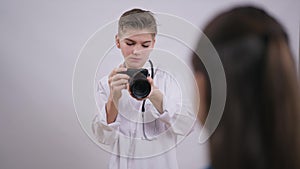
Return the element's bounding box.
[118,68,151,100]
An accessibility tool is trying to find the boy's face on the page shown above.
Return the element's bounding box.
[116,30,155,69]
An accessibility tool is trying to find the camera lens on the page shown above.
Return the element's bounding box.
[118,68,151,99]
[130,79,151,99]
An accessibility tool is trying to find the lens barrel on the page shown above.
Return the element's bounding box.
[118,69,151,99]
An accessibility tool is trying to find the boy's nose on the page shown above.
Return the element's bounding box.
[133,45,143,55]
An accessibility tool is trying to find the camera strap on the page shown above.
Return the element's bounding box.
[141,60,154,140]
[141,60,154,112]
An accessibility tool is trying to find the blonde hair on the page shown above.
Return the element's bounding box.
[118,8,157,37]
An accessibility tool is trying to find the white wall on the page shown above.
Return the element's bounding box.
[0,0,299,169]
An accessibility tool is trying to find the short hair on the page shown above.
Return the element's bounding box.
[118,8,157,37]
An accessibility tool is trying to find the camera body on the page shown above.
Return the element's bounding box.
[118,68,151,100]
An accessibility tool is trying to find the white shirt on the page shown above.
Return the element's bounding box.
[92,67,195,169]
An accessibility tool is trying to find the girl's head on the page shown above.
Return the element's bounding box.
[192,6,300,169]
[116,8,157,68]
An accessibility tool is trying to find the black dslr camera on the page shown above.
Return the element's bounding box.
[118,68,151,100]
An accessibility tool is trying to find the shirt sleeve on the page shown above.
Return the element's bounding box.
[147,70,196,136]
[92,76,120,145]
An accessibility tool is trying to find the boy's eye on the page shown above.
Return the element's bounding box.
[142,45,150,48]
[126,43,134,46]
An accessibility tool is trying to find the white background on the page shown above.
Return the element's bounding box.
[1,0,299,169]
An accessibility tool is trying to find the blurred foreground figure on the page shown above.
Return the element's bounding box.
[192,6,300,169]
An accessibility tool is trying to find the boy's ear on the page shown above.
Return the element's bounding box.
[115,35,120,48]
